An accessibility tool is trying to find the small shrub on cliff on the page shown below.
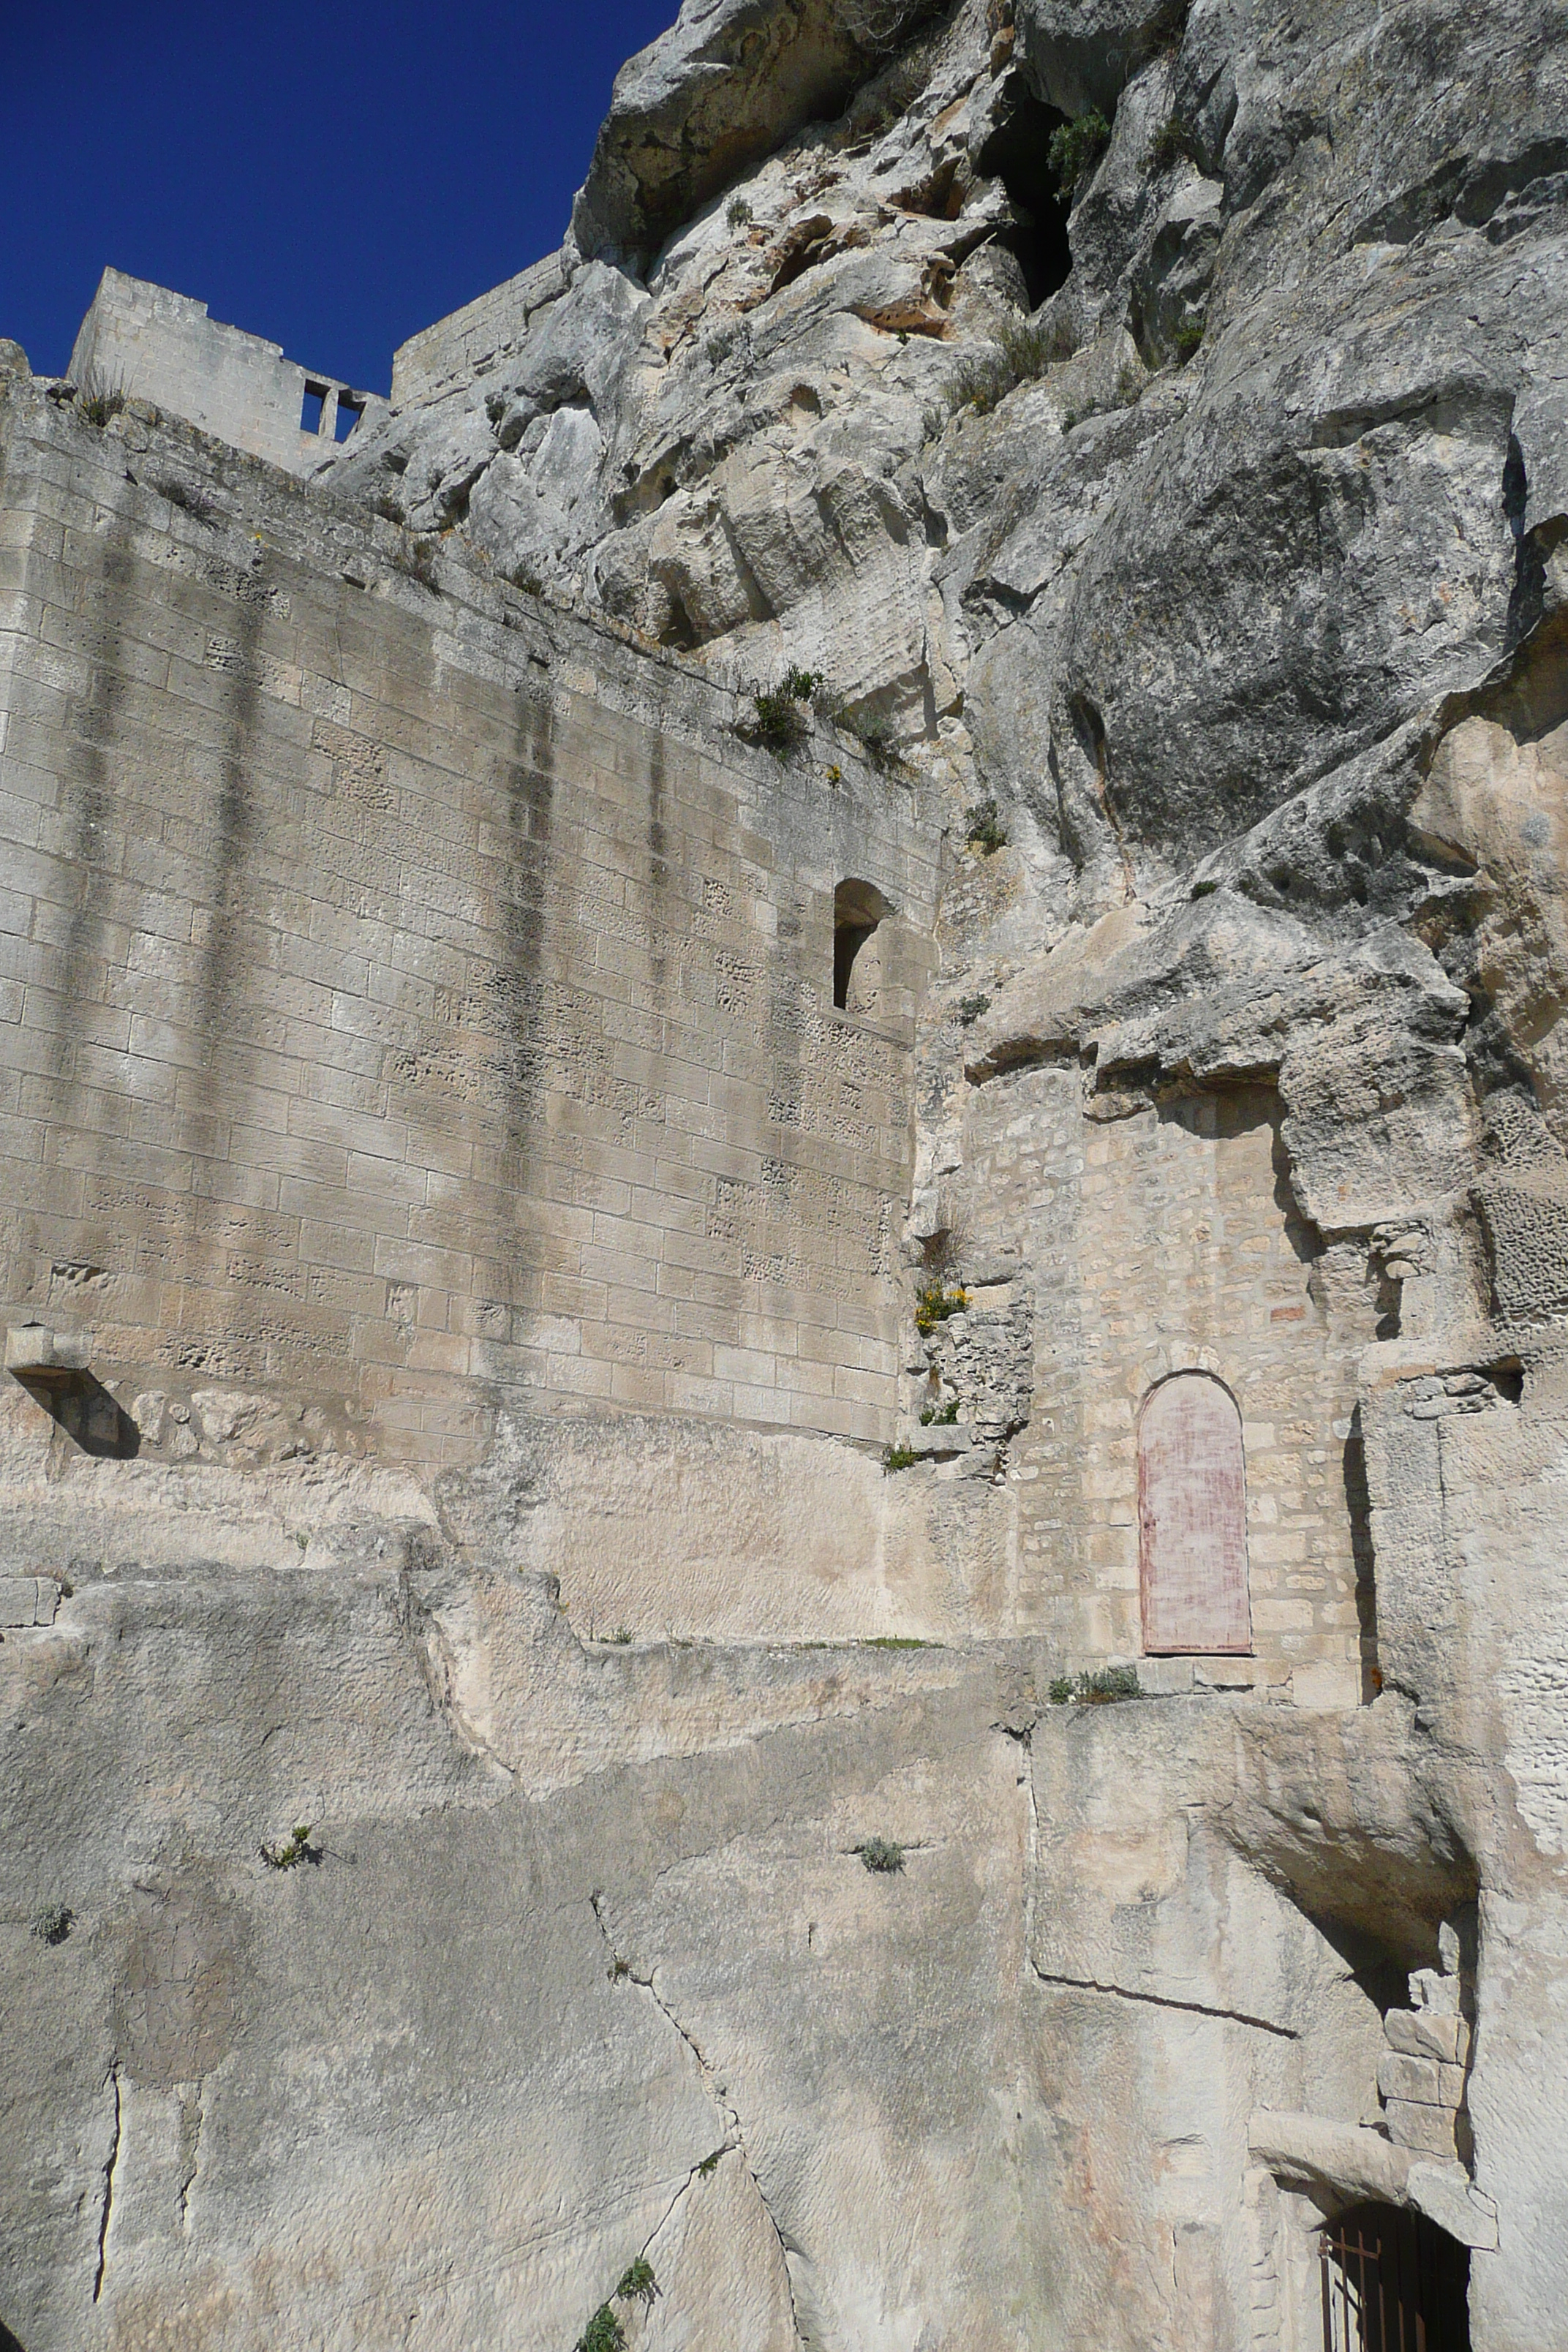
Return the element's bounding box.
[1049,108,1111,195]
[882,1442,919,1474]
[744,666,820,755]
[31,1905,73,1945]
[919,1396,960,1426]
[614,2259,659,2309]
[855,1837,906,1874]
[1172,317,1207,363]
[965,799,1008,855]
[726,196,753,229]
[958,992,991,1025]
[1150,116,1189,173]
[576,2306,624,2352]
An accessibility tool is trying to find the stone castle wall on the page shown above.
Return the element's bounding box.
[66,270,387,476]
[0,380,937,1482]
[946,1063,1368,1703]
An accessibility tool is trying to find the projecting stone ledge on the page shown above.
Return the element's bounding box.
[1248,2112,1499,2249]
[4,1323,91,1381]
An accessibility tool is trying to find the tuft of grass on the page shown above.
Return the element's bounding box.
[696,2146,725,2177]
[609,1627,632,1645]
[919,1397,960,1426]
[943,348,1014,419]
[915,1283,968,1335]
[818,692,902,769]
[1048,1665,1142,1705]
[726,196,753,229]
[862,1635,936,1648]
[373,492,407,526]
[1049,108,1111,195]
[31,1904,73,1945]
[882,1443,919,1474]
[965,799,1009,855]
[933,309,1072,434]
[855,1836,905,1874]
[391,532,440,594]
[958,992,991,1025]
[260,1822,317,1871]
[614,2259,659,2310]
[509,559,545,595]
[1080,1664,1142,1703]
[154,474,216,525]
[1151,116,1188,173]
[77,374,128,428]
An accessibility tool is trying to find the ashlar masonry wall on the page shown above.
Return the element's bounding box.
[960,1065,1370,1705]
[0,378,938,1474]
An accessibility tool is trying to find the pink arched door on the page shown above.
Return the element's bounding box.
[1138,1373,1252,1655]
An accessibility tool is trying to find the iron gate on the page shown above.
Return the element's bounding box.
[1320,2201,1470,2352]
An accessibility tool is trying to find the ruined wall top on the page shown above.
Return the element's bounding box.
[66,267,388,477]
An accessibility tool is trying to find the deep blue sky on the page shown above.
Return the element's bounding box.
[1,1,677,391]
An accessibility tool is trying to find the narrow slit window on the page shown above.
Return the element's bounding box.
[334,394,365,442]
[301,382,328,434]
[1138,1373,1252,1655]
[833,878,892,1015]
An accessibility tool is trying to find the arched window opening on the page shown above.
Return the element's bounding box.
[834,879,892,1017]
[1137,1372,1251,1656]
[1320,2202,1470,2351]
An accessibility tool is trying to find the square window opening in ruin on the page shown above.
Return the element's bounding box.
[334,394,366,442]
[301,382,328,434]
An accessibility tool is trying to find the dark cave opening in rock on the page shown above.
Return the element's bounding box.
[976,88,1074,309]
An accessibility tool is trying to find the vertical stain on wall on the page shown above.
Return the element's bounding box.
[52,524,132,1084]
[496,682,557,1237]
[192,589,264,1071]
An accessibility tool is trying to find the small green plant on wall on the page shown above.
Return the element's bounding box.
[915,1284,968,1335]
[855,1837,906,1874]
[1048,1666,1142,1705]
[1049,108,1110,194]
[573,2256,659,2351]
[260,1823,316,1870]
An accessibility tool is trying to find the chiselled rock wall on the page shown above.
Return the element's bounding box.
[4,0,1568,2345]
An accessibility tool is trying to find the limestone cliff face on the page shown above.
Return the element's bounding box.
[4,4,1568,2348]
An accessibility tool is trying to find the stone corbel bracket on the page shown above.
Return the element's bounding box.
[4,1321,93,1381]
[5,1323,139,1458]
[1248,2111,1499,2252]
